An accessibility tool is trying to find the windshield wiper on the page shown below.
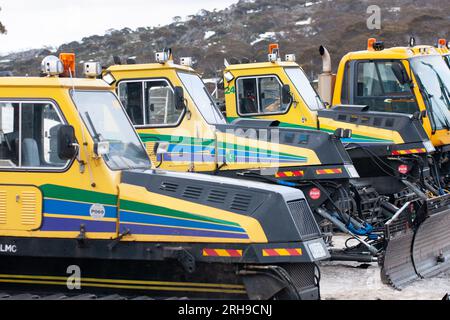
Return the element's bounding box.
[84,112,102,141]
[415,77,439,133]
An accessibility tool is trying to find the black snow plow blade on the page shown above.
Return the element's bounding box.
[381,194,450,289]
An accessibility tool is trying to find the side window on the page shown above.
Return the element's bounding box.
[118,82,144,125]
[0,103,19,167]
[237,76,289,115]
[356,62,383,97]
[0,101,69,169]
[237,78,258,114]
[144,81,180,126]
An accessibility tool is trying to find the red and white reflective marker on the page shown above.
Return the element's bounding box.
[309,188,321,200]
[398,164,409,174]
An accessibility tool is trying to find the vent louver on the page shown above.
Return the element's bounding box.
[230,194,252,211]
[160,182,179,193]
[182,186,203,200]
[207,190,228,204]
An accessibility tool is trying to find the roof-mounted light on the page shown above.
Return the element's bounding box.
[367,38,376,51]
[224,71,235,82]
[102,72,116,85]
[59,53,76,77]
[41,55,64,76]
[180,57,193,67]
[268,43,280,63]
[285,54,296,62]
[83,61,102,78]
[438,38,448,48]
[367,38,384,51]
[155,48,173,64]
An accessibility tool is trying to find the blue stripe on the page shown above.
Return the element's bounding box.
[43,199,117,219]
[162,153,306,163]
[120,223,249,239]
[120,210,246,234]
[41,216,116,233]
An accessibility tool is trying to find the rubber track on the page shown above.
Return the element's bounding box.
[0,292,188,300]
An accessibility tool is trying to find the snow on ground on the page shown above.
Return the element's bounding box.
[319,235,450,300]
[204,31,216,40]
[296,17,312,26]
[251,32,277,45]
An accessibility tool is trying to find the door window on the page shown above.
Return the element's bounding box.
[355,61,419,114]
[0,101,69,169]
[118,80,183,126]
[237,76,290,115]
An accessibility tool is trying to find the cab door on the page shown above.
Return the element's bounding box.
[0,102,43,231]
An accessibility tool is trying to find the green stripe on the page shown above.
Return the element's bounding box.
[139,133,215,146]
[227,116,392,143]
[120,200,241,227]
[40,184,117,206]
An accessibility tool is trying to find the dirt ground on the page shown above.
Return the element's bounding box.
[319,235,450,300]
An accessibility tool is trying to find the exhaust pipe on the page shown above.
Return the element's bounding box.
[319,46,332,74]
[318,46,336,106]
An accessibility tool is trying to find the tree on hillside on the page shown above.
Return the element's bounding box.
[0,7,6,34]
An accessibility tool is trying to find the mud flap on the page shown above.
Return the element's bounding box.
[381,194,450,289]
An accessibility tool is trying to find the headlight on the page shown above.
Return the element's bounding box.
[423,140,435,153]
[345,165,360,178]
[308,241,328,260]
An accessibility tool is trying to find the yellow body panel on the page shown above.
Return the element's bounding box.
[333,46,450,147]
[0,185,42,231]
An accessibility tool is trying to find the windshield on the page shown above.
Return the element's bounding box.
[284,67,324,110]
[72,90,151,170]
[410,55,450,130]
[177,72,226,125]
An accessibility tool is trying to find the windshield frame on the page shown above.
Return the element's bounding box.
[116,77,186,129]
[284,67,325,111]
[176,71,226,125]
[70,89,152,171]
[409,55,450,131]
[444,54,450,69]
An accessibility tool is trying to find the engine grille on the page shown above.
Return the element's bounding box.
[288,200,321,240]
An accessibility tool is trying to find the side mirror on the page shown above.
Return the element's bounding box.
[413,110,427,121]
[333,128,351,139]
[174,86,186,110]
[282,84,292,104]
[57,125,77,160]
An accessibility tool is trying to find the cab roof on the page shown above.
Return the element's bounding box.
[344,45,441,61]
[0,76,111,90]
[225,61,299,71]
[107,61,195,73]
